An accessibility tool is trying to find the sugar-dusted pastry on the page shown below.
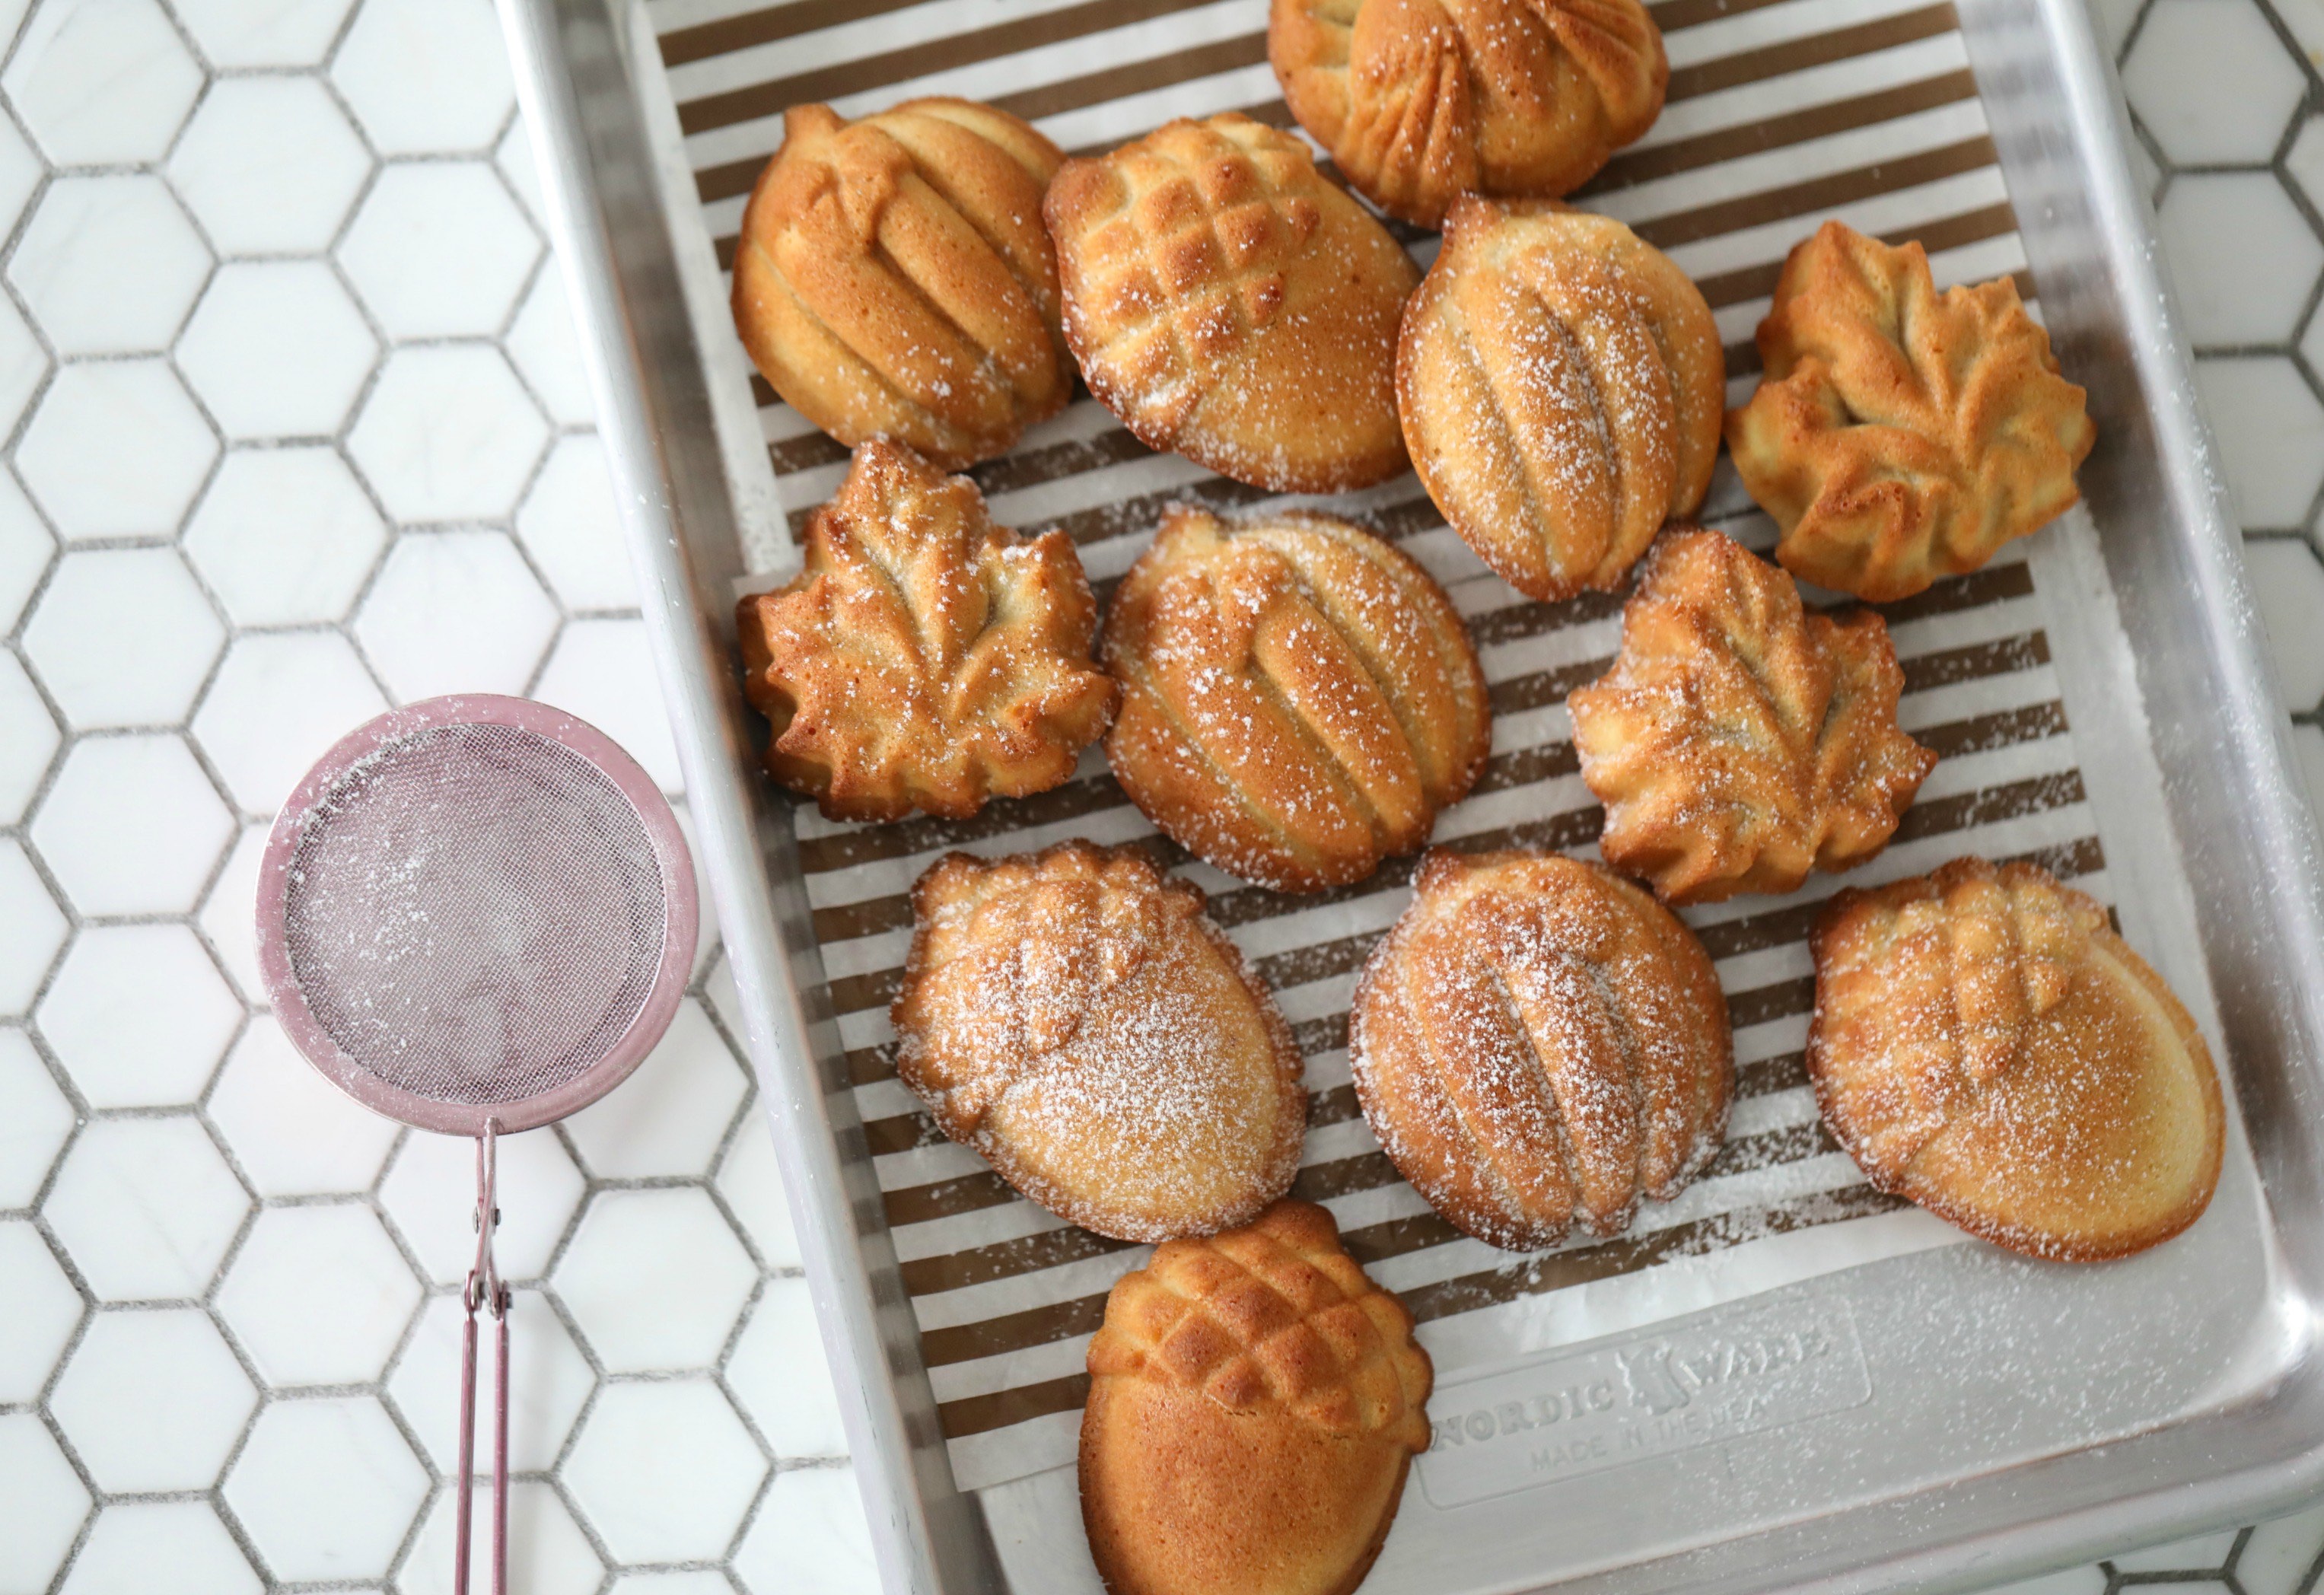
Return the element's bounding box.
[1103,506,1491,893]
[1397,198,1724,602]
[1350,849,1732,1250]
[1081,1199,1432,1595]
[731,97,1072,468]
[1568,527,1937,905]
[1044,113,1419,493]
[734,441,1117,821]
[1810,857,2224,1261]
[1728,221,2096,602]
[891,842,1305,1243]
[1270,0,1667,228]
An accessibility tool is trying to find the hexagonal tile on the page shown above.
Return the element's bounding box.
[0,108,42,236]
[0,839,67,1018]
[565,1379,769,1565]
[533,619,684,794]
[30,740,234,919]
[0,1030,73,1208]
[50,1307,257,1492]
[43,1115,250,1301]
[517,435,633,611]
[349,346,549,524]
[2247,540,2324,710]
[0,1219,81,1403]
[0,651,60,825]
[380,1126,582,1285]
[733,1466,877,1595]
[224,1397,429,1584]
[186,447,388,629]
[716,1115,802,1272]
[397,1479,603,1595]
[24,549,224,730]
[565,1001,747,1180]
[198,822,266,1001]
[2195,358,2324,530]
[0,1414,91,1594]
[209,1016,404,1198]
[4,0,203,167]
[332,0,515,157]
[2289,116,2324,213]
[2158,174,2324,348]
[339,161,540,342]
[61,1501,261,1595]
[193,631,389,814]
[179,262,380,444]
[387,1289,592,1474]
[2122,0,2306,164]
[727,1278,848,1459]
[0,294,47,447]
[505,269,595,429]
[171,0,355,66]
[0,470,52,633]
[219,1205,423,1386]
[168,78,372,257]
[37,924,239,1107]
[608,1577,735,1595]
[354,530,558,701]
[495,114,543,224]
[17,361,219,543]
[2293,722,2324,826]
[554,1186,756,1373]
[9,176,209,357]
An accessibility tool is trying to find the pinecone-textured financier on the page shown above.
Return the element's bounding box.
[1569,527,1938,905]
[734,441,1117,821]
[1080,1199,1433,1595]
[1045,113,1420,494]
[1810,857,2224,1262]
[1397,198,1724,602]
[1102,506,1492,893]
[1727,221,2096,602]
[1351,849,1733,1250]
[1270,0,1668,227]
[731,97,1074,468]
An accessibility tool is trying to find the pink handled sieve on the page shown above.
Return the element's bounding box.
[255,694,698,1595]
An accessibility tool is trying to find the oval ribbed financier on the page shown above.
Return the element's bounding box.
[1397,197,1724,602]
[731,97,1073,467]
[1351,849,1733,1250]
[1102,506,1491,893]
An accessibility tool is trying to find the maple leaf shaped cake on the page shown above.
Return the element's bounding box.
[1043,113,1420,493]
[1727,220,2097,602]
[734,441,1119,822]
[1568,527,1938,905]
[1810,857,2224,1260]
[891,842,1307,1243]
[1270,0,1667,227]
[1080,1199,1433,1595]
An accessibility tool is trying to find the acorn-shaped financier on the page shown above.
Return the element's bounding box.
[731,97,1074,467]
[1103,507,1491,893]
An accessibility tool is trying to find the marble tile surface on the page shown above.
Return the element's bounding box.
[0,0,2316,1590]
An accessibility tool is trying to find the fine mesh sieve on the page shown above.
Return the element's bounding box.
[256,694,698,1595]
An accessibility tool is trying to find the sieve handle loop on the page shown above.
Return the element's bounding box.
[456,1125,508,1595]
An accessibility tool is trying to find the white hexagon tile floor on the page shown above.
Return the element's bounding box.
[0,1,2318,1593]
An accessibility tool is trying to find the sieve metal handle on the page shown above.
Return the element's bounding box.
[455,1126,511,1595]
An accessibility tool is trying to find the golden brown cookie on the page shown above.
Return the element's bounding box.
[1809,857,2224,1261]
[1044,113,1419,493]
[1568,527,1937,904]
[1350,848,1732,1250]
[734,441,1117,821]
[891,842,1306,1243]
[1396,198,1724,602]
[1081,1199,1433,1595]
[1271,0,1667,227]
[1727,221,2097,602]
[731,98,1072,468]
[1103,506,1491,894]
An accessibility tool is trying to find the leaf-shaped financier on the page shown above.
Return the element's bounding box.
[1727,221,2097,602]
[891,842,1307,1243]
[1568,527,1938,905]
[1270,0,1667,227]
[1810,857,2224,1260]
[734,441,1119,821]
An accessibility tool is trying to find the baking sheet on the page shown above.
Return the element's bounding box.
[643,0,2166,1500]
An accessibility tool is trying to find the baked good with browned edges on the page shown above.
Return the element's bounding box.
[1081,1199,1433,1595]
[1102,505,1491,893]
[1350,848,1733,1250]
[734,441,1116,821]
[891,842,1306,1243]
[1727,220,2096,602]
[1270,0,1667,227]
[1809,856,2224,1260]
[1569,527,1937,905]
